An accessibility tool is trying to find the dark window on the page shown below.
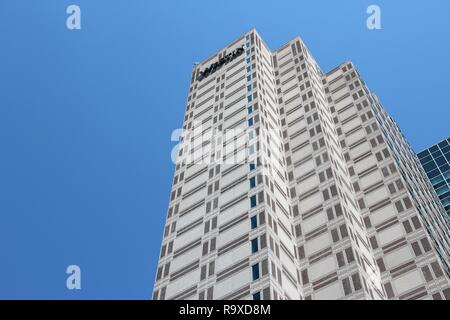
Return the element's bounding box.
[251,216,258,229]
[250,195,257,208]
[252,264,260,281]
[342,278,352,296]
[431,262,444,278]
[345,248,355,262]
[411,242,422,256]
[352,274,362,291]
[420,238,432,252]
[421,266,433,282]
[252,292,261,300]
[336,252,345,267]
[249,177,256,188]
[251,238,259,253]
[403,221,413,233]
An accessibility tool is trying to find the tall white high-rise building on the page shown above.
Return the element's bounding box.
[153,29,450,300]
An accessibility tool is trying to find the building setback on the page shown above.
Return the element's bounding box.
[153,29,450,300]
[418,138,450,218]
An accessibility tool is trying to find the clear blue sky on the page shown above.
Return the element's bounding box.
[0,0,449,299]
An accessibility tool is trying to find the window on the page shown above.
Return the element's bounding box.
[430,143,444,155]
[248,106,253,114]
[412,242,422,257]
[336,252,345,267]
[250,177,256,188]
[403,197,413,209]
[431,261,444,278]
[419,155,433,164]
[251,238,259,253]
[445,152,450,162]
[248,144,255,155]
[251,216,258,229]
[403,221,413,233]
[421,238,432,252]
[444,170,450,179]
[358,198,366,210]
[431,175,444,185]
[435,156,447,166]
[388,183,396,195]
[252,292,261,300]
[411,216,421,229]
[252,264,260,280]
[352,274,362,291]
[427,169,441,179]
[249,162,256,171]
[437,185,449,196]
[418,150,430,159]
[247,85,252,92]
[331,229,339,242]
[250,195,257,208]
[395,201,405,213]
[248,118,254,126]
[342,278,352,296]
[423,161,438,172]
[247,95,253,103]
[422,266,433,282]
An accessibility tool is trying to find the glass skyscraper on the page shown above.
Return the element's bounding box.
[418,138,450,217]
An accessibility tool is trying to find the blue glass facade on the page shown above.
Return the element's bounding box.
[418,137,450,217]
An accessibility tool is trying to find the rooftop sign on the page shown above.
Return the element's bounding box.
[197,45,245,82]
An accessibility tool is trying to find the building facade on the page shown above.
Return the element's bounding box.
[418,138,450,218]
[153,29,450,300]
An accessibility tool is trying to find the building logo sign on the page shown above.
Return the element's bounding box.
[197,45,245,82]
